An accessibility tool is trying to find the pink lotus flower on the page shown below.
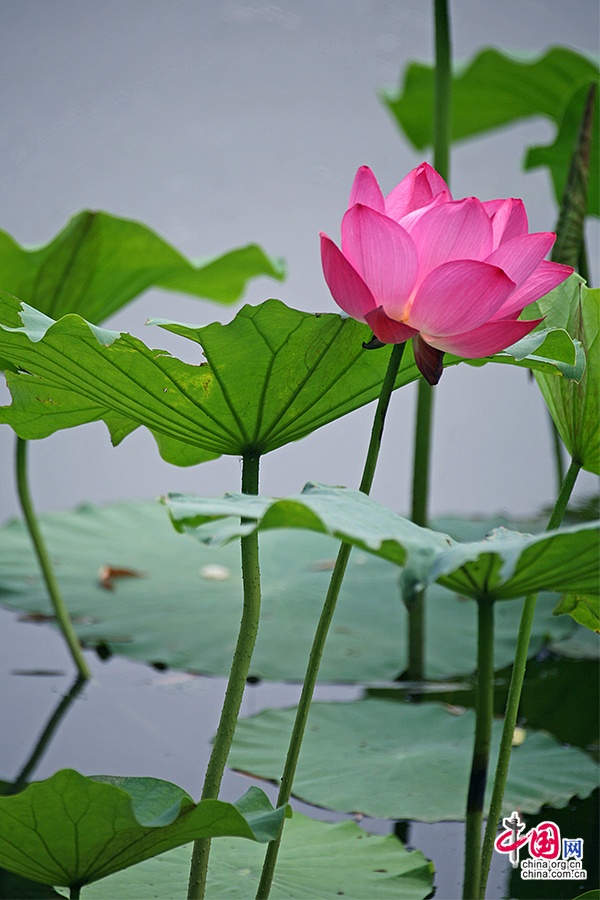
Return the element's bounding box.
[320,163,573,384]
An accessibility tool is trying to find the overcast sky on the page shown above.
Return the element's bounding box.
[0,0,598,522]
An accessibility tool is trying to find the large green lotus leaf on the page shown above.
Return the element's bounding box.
[0,292,583,466]
[0,294,405,462]
[429,521,599,600]
[155,302,584,383]
[165,482,452,583]
[533,280,599,474]
[526,79,600,217]
[0,501,573,682]
[0,211,285,323]
[228,700,600,822]
[165,484,600,602]
[553,593,600,633]
[383,47,598,148]
[382,47,599,214]
[0,769,286,889]
[62,813,433,900]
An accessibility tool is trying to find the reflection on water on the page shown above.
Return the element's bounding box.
[4,606,598,899]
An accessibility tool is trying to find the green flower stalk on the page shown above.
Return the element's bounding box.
[256,341,407,899]
[406,0,453,680]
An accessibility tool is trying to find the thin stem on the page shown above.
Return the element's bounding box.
[547,456,582,530]
[405,0,452,682]
[433,0,452,183]
[187,450,262,900]
[463,595,495,899]
[15,437,91,680]
[70,886,81,900]
[479,457,582,897]
[256,342,407,899]
[548,410,566,494]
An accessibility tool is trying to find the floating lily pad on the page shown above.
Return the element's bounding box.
[0,770,286,889]
[367,656,600,753]
[58,813,433,900]
[228,699,600,822]
[0,501,574,682]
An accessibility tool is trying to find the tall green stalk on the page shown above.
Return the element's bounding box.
[187,450,262,900]
[478,458,582,897]
[15,437,91,680]
[256,341,407,899]
[548,409,566,493]
[462,595,495,899]
[433,0,452,184]
[406,0,452,680]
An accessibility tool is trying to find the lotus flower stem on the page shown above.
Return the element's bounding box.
[433,0,452,185]
[478,457,582,897]
[188,450,262,900]
[462,594,495,899]
[405,0,453,681]
[15,437,91,680]
[256,341,407,899]
[407,378,434,680]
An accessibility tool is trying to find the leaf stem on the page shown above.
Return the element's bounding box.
[478,457,582,896]
[462,594,495,899]
[548,409,566,494]
[15,437,91,680]
[256,341,407,899]
[187,450,262,900]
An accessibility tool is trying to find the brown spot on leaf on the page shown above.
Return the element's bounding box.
[98,565,145,591]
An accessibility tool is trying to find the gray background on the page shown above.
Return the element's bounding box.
[0,0,598,522]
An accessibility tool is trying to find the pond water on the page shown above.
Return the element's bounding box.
[0,0,598,524]
[2,602,597,899]
[0,607,497,898]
